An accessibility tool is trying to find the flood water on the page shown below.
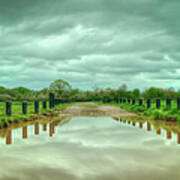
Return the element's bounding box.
[1,117,180,180]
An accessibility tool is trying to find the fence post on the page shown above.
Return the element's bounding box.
[120,98,122,104]
[43,101,47,109]
[147,99,151,109]
[22,101,27,114]
[177,98,180,110]
[132,99,136,105]
[166,99,171,109]
[49,93,55,108]
[156,99,161,109]
[6,101,12,116]
[128,99,131,104]
[35,101,39,114]
[139,99,143,106]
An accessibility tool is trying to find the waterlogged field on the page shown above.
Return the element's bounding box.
[0,117,180,180]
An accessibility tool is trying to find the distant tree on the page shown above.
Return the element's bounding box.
[49,79,72,95]
[132,89,140,99]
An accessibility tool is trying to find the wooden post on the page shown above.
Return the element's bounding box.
[132,122,136,126]
[35,101,39,114]
[156,99,161,109]
[22,101,27,114]
[139,99,143,106]
[43,101,47,109]
[49,93,55,108]
[128,121,130,124]
[166,99,171,109]
[6,101,12,116]
[120,99,122,104]
[132,99,136,105]
[177,98,180,110]
[128,99,131,104]
[147,99,151,109]
[23,126,28,139]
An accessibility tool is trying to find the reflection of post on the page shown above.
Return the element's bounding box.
[166,131,172,139]
[147,122,151,131]
[43,124,47,131]
[178,134,180,144]
[49,123,53,137]
[35,123,39,135]
[52,122,55,134]
[23,127,28,139]
[6,130,12,145]
[133,122,136,126]
[156,129,161,135]
[139,122,143,128]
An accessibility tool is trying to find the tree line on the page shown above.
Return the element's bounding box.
[0,79,180,102]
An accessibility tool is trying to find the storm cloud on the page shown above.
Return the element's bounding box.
[1,0,180,89]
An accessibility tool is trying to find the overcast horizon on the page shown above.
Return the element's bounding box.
[1,0,180,90]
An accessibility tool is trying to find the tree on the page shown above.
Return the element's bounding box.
[49,79,72,95]
[132,88,140,99]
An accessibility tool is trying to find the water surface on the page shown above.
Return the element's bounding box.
[0,117,180,180]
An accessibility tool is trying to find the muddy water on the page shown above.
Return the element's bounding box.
[1,117,180,180]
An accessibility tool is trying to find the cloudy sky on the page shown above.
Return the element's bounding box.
[1,0,180,90]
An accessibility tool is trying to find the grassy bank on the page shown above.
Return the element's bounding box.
[0,102,71,129]
[96,101,180,123]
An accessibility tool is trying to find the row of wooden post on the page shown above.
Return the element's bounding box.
[118,98,180,109]
[5,93,55,116]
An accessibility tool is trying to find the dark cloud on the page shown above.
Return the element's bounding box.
[0,0,180,89]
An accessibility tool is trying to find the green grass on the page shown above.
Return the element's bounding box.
[96,100,180,124]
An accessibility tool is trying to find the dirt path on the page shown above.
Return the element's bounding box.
[59,103,137,117]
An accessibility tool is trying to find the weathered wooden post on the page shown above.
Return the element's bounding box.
[132,99,136,105]
[139,99,143,106]
[35,101,39,114]
[49,93,55,108]
[147,99,151,109]
[43,101,47,109]
[132,122,136,126]
[166,99,171,109]
[120,98,122,104]
[123,99,126,103]
[156,99,161,109]
[177,98,180,110]
[128,99,131,104]
[22,101,27,114]
[6,101,12,116]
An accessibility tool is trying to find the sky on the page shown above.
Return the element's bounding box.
[1,0,180,90]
